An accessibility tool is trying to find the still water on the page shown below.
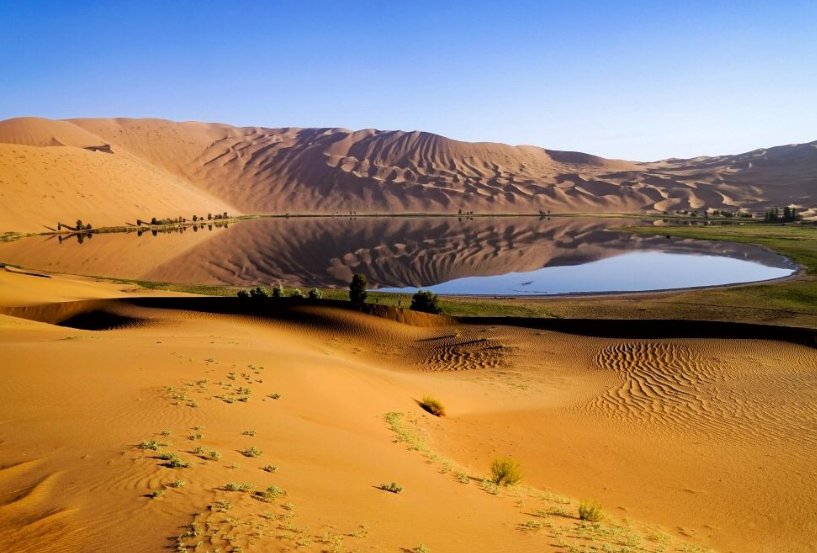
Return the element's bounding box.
[0,217,796,295]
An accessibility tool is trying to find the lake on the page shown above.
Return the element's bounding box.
[0,217,796,295]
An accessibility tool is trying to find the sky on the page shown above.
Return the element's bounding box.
[1,1,815,160]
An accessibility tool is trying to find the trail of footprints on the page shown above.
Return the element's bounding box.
[133,358,369,552]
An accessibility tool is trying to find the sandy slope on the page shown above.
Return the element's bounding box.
[1,117,816,232]
[1,269,815,552]
[0,118,237,232]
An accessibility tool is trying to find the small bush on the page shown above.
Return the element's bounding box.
[208,450,221,461]
[419,396,445,417]
[271,284,284,298]
[308,288,322,300]
[290,288,304,298]
[241,446,262,458]
[376,482,403,494]
[211,499,231,512]
[148,489,165,500]
[349,273,368,307]
[225,482,254,492]
[242,429,256,437]
[267,393,281,400]
[166,479,185,489]
[410,290,442,314]
[237,290,250,299]
[254,485,285,502]
[138,439,163,450]
[578,500,604,522]
[249,287,268,299]
[490,457,521,486]
[262,464,278,473]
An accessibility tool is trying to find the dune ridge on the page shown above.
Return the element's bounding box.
[1,116,815,232]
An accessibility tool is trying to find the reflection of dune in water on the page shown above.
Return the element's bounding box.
[0,217,794,288]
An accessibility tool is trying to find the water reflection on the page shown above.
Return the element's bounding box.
[0,217,796,293]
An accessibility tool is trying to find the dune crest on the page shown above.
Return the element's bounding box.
[1,116,815,232]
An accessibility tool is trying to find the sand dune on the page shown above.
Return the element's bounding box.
[1,116,815,232]
[1,269,816,552]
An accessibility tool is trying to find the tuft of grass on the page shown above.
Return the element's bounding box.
[267,393,281,400]
[254,485,285,502]
[224,482,255,492]
[158,452,189,468]
[148,489,165,500]
[376,482,403,494]
[165,479,185,489]
[262,464,278,473]
[578,500,605,522]
[241,446,262,458]
[138,439,165,450]
[211,499,231,512]
[208,450,221,461]
[419,396,446,417]
[519,519,544,531]
[490,457,521,486]
[455,472,470,484]
[242,429,256,437]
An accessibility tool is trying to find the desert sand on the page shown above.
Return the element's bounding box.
[2,117,817,233]
[1,267,816,553]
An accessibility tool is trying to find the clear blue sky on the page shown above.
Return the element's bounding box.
[1,1,815,160]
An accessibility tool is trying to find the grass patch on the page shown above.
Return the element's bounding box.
[376,482,403,494]
[240,446,262,458]
[224,482,255,492]
[578,500,605,522]
[418,396,446,417]
[490,457,521,486]
[158,452,189,468]
[254,485,285,502]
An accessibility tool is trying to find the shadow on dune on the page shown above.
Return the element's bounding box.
[56,309,149,331]
[465,317,817,349]
[2,296,816,348]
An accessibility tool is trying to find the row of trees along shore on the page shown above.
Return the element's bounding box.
[236,273,443,314]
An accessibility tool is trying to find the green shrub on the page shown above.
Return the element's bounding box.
[578,500,604,522]
[410,290,442,314]
[225,482,254,492]
[290,288,304,298]
[308,287,322,300]
[254,485,285,502]
[490,457,521,486]
[419,396,446,417]
[241,446,262,458]
[271,284,284,298]
[376,482,403,494]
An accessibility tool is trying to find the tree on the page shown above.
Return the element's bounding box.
[236,290,250,299]
[410,290,442,314]
[271,284,284,298]
[349,273,368,308]
[249,286,268,299]
[290,288,304,298]
[308,288,322,300]
[76,219,83,230]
